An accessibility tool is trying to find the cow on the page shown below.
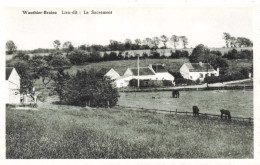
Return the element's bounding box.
[220,109,231,119]
[193,106,200,116]
[172,90,180,98]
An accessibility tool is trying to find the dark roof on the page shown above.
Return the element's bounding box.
[185,63,215,72]
[6,67,14,80]
[151,64,167,73]
[130,67,155,76]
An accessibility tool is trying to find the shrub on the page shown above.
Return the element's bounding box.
[162,80,174,86]
[129,79,164,87]
[66,50,90,65]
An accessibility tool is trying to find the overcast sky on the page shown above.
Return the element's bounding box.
[4,6,253,50]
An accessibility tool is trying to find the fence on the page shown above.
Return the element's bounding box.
[115,105,253,123]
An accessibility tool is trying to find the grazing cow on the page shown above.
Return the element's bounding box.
[220,109,231,119]
[172,90,180,98]
[193,106,200,116]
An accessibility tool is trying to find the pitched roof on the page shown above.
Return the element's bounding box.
[151,64,167,73]
[6,67,14,80]
[184,63,215,72]
[130,67,155,76]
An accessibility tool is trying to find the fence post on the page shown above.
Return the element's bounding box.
[175,109,177,115]
[249,117,251,123]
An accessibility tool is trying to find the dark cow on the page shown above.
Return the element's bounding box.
[172,90,180,98]
[193,106,199,116]
[220,109,231,119]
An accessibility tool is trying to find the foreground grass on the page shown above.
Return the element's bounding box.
[6,105,253,159]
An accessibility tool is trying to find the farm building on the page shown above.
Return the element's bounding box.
[6,67,20,104]
[104,68,121,80]
[107,64,175,88]
[149,64,175,82]
[180,62,219,81]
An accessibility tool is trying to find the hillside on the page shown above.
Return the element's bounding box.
[66,58,189,75]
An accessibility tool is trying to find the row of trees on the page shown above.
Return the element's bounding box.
[7,52,71,93]
[223,33,253,48]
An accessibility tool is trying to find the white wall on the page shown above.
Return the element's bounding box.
[105,69,120,80]
[180,64,190,79]
[7,69,20,104]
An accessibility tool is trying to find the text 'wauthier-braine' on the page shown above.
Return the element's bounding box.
[22,10,113,15]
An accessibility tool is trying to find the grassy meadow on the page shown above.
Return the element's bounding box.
[6,101,253,159]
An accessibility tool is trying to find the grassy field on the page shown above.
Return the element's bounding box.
[118,90,253,118]
[6,100,253,159]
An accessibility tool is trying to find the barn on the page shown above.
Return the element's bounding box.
[6,67,20,104]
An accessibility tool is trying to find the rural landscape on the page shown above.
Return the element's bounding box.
[5,7,253,159]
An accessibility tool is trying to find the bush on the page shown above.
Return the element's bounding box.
[53,69,119,107]
[162,80,174,86]
[129,79,164,87]
[66,50,90,65]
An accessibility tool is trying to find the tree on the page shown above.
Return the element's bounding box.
[66,50,90,65]
[170,35,179,50]
[236,37,253,47]
[179,36,188,49]
[109,40,119,51]
[53,69,119,107]
[223,32,231,48]
[152,36,161,49]
[143,38,153,49]
[189,44,210,63]
[124,39,132,50]
[134,39,142,46]
[48,55,71,68]
[229,36,236,48]
[13,51,30,61]
[160,35,169,49]
[29,56,52,87]
[53,40,61,50]
[62,41,74,54]
[78,44,88,51]
[6,40,17,54]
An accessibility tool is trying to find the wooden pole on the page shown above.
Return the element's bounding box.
[137,54,140,88]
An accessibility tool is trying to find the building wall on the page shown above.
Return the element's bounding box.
[114,76,132,88]
[7,69,20,104]
[153,72,175,81]
[105,69,120,80]
[124,68,133,76]
[180,64,190,79]
[189,71,218,81]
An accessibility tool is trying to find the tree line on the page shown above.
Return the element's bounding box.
[222,32,253,48]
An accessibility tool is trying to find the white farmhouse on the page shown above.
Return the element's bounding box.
[124,67,156,80]
[180,62,219,81]
[105,64,175,88]
[6,67,20,104]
